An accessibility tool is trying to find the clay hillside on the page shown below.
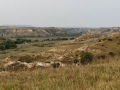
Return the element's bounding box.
[0,27,69,37]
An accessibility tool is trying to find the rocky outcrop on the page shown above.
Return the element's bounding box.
[3,55,66,71]
[4,60,66,71]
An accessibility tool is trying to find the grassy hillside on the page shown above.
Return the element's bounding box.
[0,59,120,90]
[0,36,71,60]
[0,32,120,89]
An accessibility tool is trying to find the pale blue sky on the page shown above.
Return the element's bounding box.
[0,0,120,27]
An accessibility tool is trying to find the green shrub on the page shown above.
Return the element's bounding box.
[0,44,5,50]
[109,52,115,57]
[0,40,17,50]
[101,55,106,59]
[70,37,75,40]
[18,55,33,63]
[108,38,112,41]
[97,55,106,59]
[80,51,93,65]
[44,38,50,41]
[103,38,107,41]
[15,38,31,44]
[34,40,39,42]
[74,59,79,64]
[51,63,60,68]
[50,37,68,41]
[98,40,101,42]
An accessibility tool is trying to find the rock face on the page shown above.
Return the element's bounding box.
[4,61,66,71]
[3,55,66,71]
[4,61,28,71]
[0,27,68,37]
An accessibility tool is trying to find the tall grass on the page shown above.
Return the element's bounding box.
[0,59,120,90]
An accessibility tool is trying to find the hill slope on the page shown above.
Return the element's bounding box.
[0,27,69,37]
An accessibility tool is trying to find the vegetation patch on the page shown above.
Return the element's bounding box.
[109,52,115,57]
[0,40,17,50]
[18,55,34,63]
[15,38,31,44]
[80,51,93,65]
[51,63,60,68]
[107,38,113,41]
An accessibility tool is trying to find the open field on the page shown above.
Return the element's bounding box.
[0,36,76,60]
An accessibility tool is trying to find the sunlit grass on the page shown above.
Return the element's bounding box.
[0,59,120,90]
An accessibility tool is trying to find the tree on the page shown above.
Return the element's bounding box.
[0,44,5,50]
[0,40,17,50]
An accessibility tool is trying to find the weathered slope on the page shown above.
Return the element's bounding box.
[0,27,68,37]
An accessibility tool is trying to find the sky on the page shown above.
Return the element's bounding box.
[0,0,120,27]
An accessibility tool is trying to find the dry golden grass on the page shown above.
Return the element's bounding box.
[0,59,120,90]
[0,35,120,89]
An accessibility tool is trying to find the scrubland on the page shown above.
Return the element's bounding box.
[0,33,120,90]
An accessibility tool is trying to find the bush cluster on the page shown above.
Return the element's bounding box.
[80,51,93,64]
[70,37,75,40]
[109,52,115,57]
[43,37,69,41]
[15,38,31,44]
[0,40,17,50]
[107,38,112,41]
